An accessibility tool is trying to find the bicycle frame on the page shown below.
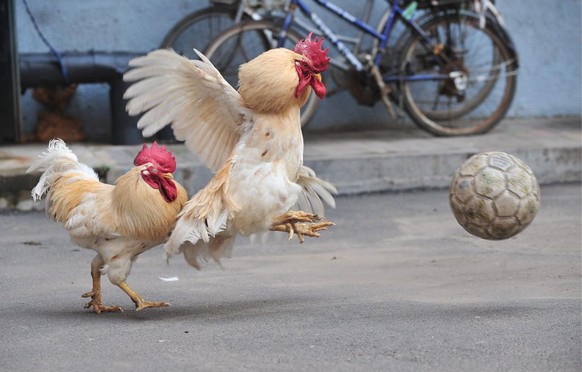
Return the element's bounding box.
[278,0,445,82]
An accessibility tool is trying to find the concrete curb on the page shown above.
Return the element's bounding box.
[1,117,580,211]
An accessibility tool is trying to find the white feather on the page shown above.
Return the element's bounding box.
[27,139,98,201]
[164,206,230,261]
[180,235,236,269]
[124,48,249,172]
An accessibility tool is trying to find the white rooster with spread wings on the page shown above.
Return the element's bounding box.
[123,34,335,268]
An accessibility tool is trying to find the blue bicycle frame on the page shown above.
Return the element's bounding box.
[278,0,446,82]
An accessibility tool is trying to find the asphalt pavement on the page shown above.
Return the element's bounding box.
[0,184,580,371]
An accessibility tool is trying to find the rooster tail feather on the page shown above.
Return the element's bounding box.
[27,138,77,173]
[27,139,98,201]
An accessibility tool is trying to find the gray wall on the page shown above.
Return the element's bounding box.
[14,0,582,141]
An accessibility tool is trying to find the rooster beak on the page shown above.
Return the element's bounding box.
[163,173,174,179]
[313,73,322,82]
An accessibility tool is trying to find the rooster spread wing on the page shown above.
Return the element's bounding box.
[124,49,248,172]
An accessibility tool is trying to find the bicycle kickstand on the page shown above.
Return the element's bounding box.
[370,65,397,120]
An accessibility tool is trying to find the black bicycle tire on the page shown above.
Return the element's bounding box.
[160,5,246,54]
[204,20,320,127]
[156,5,246,141]
[400,11,517,136]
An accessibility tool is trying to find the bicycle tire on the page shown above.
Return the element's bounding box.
[160,5,247,60]
[203,20,320,127]
[399,11,517,136]
[157,4,249,141]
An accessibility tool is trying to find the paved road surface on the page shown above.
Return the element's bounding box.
[0,184,580,371]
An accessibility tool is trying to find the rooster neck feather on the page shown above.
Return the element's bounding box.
[238,48,308,114]
[107,168,188,242]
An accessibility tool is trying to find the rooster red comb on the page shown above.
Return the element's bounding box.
[134,142,176,173]
[293,32,330,73]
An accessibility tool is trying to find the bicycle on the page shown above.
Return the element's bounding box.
[202,0,519,136]
[161,0,395,128]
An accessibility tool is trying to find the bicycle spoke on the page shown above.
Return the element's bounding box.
[161,9,239,60]
[237,34,254,62]
[431,83,442,112]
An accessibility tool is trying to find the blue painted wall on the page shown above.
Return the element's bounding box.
[14,0,582,141]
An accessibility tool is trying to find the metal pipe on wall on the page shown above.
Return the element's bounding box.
[0,0,21,143]
[19,51,144,144]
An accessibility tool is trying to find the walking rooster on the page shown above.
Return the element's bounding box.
[28,140,187,313]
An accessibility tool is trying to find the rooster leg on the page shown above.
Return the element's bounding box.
[82,255,123,314]
[271,211,335,243]
[117,282,170,311]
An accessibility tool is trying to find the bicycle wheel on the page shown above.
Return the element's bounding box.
[400,12,517,136]
[157,4,248,141]
[160,4,246,60]
[204,20,319,127]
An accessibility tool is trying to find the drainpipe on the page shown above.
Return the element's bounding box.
[0,0,21,143]
[19,51,145,145]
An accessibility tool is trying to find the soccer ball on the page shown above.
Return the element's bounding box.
[449,152,541,240]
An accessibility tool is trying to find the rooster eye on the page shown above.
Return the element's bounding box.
[151,167,158,174]
[295,60,310,70]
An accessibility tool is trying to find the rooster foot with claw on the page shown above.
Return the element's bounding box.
[82,290,123,314]
[118,282,170,311]
[271,211,335,243]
